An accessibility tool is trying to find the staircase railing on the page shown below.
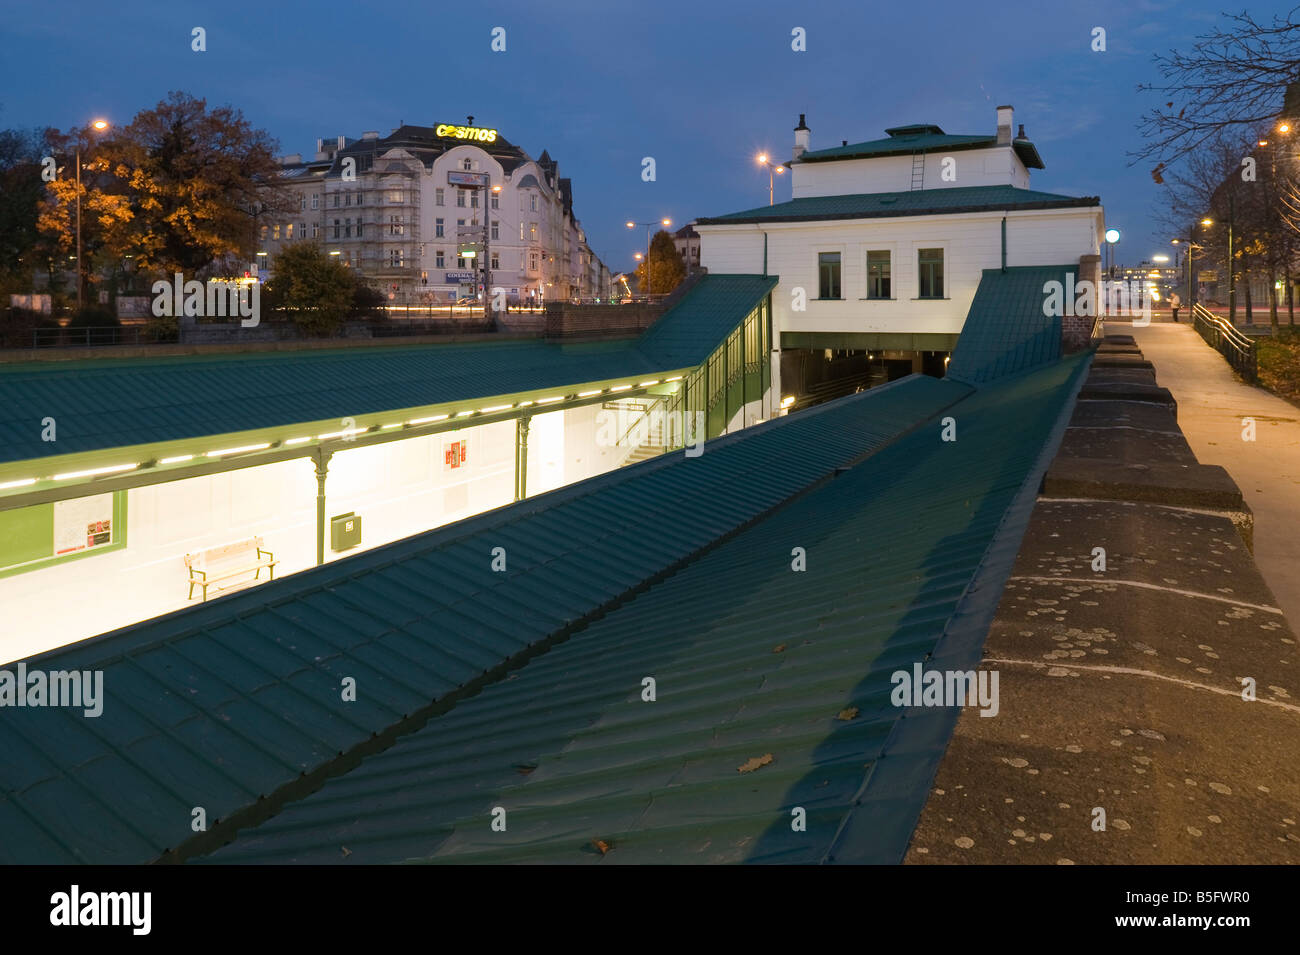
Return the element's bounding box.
[1192,303,1257,383]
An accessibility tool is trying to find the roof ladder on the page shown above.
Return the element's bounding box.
[910,151,925,191]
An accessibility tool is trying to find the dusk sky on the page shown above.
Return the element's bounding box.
[2,0,1290,272]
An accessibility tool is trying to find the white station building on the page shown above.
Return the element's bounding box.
[695,106,1105,405]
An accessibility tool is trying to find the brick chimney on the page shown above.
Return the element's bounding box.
[793,114,810,160]
[997,105,1013,145]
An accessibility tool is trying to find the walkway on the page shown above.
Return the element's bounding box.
[1131,322,1300,625]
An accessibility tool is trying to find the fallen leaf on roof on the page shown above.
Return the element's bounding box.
[737,753,774,774]
[772,644,786,654]
[514,763,537,775]
[836,707,859,721]
[341,846,351,857]
[592,839,612,856]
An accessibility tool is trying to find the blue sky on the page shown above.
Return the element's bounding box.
[1,0,1290,272]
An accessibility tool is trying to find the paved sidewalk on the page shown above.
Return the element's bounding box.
[1131,322,1300,625]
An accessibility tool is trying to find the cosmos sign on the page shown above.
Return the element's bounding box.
[435,124,498,143]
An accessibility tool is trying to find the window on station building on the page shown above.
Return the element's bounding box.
[333,219,340,239]
[520,222,525,241]
[260,225,268,241]
[389,249,403,267]
[387,190,403,204]
[311,193,319,210]
[299,196,306,211]
[390,215,404,236]
[462,158,472,170]
[333,194,340,208]
[530,193,538,212]
[818,252,841,299]
[286,223,294,240]
[456,190,466,207]
[311,223,319,238]
[344,193,351,207]
[867,250,891,299]
[490,220,499,240]
[491,252,500,270]
[435,218,444,238]
[272,224,280,240]
[436,188,445,206]
[356,191,363,206]
[470,192,479,208]
[918,248,944,298]
[436,249,445,267]
[491,195,499,209]
[344,218,352,238]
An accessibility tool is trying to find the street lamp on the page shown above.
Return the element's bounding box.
[1172,217,1212,309]
[626,218,671,293]
[756,153,786,206]
[75,118,111,311]
[1104,228,1120,279]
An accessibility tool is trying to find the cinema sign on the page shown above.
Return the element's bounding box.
[435,123,498,143]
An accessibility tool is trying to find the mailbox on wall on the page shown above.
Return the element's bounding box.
[330,512,362,552]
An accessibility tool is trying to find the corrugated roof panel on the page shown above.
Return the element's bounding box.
[204,355,1088,864]
[947,266,1073,385]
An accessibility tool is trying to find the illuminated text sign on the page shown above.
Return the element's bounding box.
[435,124,498,143]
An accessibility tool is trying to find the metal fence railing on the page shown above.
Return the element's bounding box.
[1193,303,1258,382]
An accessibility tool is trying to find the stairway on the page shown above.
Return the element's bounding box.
[624,441,665,465]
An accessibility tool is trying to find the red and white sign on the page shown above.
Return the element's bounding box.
[444,440,468,469]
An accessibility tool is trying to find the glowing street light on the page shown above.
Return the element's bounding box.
[1104,228,1121,278]
[756,153,786,205]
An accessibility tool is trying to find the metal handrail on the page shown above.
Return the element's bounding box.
[615,396,666,449]
[1192,303,1257,382]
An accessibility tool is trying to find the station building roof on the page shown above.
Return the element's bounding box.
[205,354,1089,864]
[0,371,966,864]
[794,124,1045,170]
[697,185,1099,227]
[0,274,777,473]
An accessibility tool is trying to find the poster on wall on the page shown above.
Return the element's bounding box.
[443,439,468,470]
[53,493,115,555]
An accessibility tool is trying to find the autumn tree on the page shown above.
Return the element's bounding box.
[267,241,355,336]
[636,230,686,294]
[0,124,55,290]
[38,92,288,291]
[1136,10,1300,171]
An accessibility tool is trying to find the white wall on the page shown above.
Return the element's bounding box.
[791,146,1030,198]
[0,400,646,663]
[699,207,1101,339]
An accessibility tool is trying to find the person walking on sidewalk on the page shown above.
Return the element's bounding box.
[1169,291,1181,323]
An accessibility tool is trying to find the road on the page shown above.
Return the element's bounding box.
[1130,321,1300,626]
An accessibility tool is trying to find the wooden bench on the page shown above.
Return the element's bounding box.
[184,537,278,601]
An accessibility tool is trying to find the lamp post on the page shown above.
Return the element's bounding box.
[756,153,786,206]
[75,119,110,311]
[484,181,501,313]
[626,218,671,295]
[1172,217,1213,309]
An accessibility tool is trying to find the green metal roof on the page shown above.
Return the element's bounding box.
[947,266,1072,385]
[697,186,1098,226]
[0,275,777,467]
[795,126,1045,170]
[203,353,1090,864]
[0,372,966,864]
